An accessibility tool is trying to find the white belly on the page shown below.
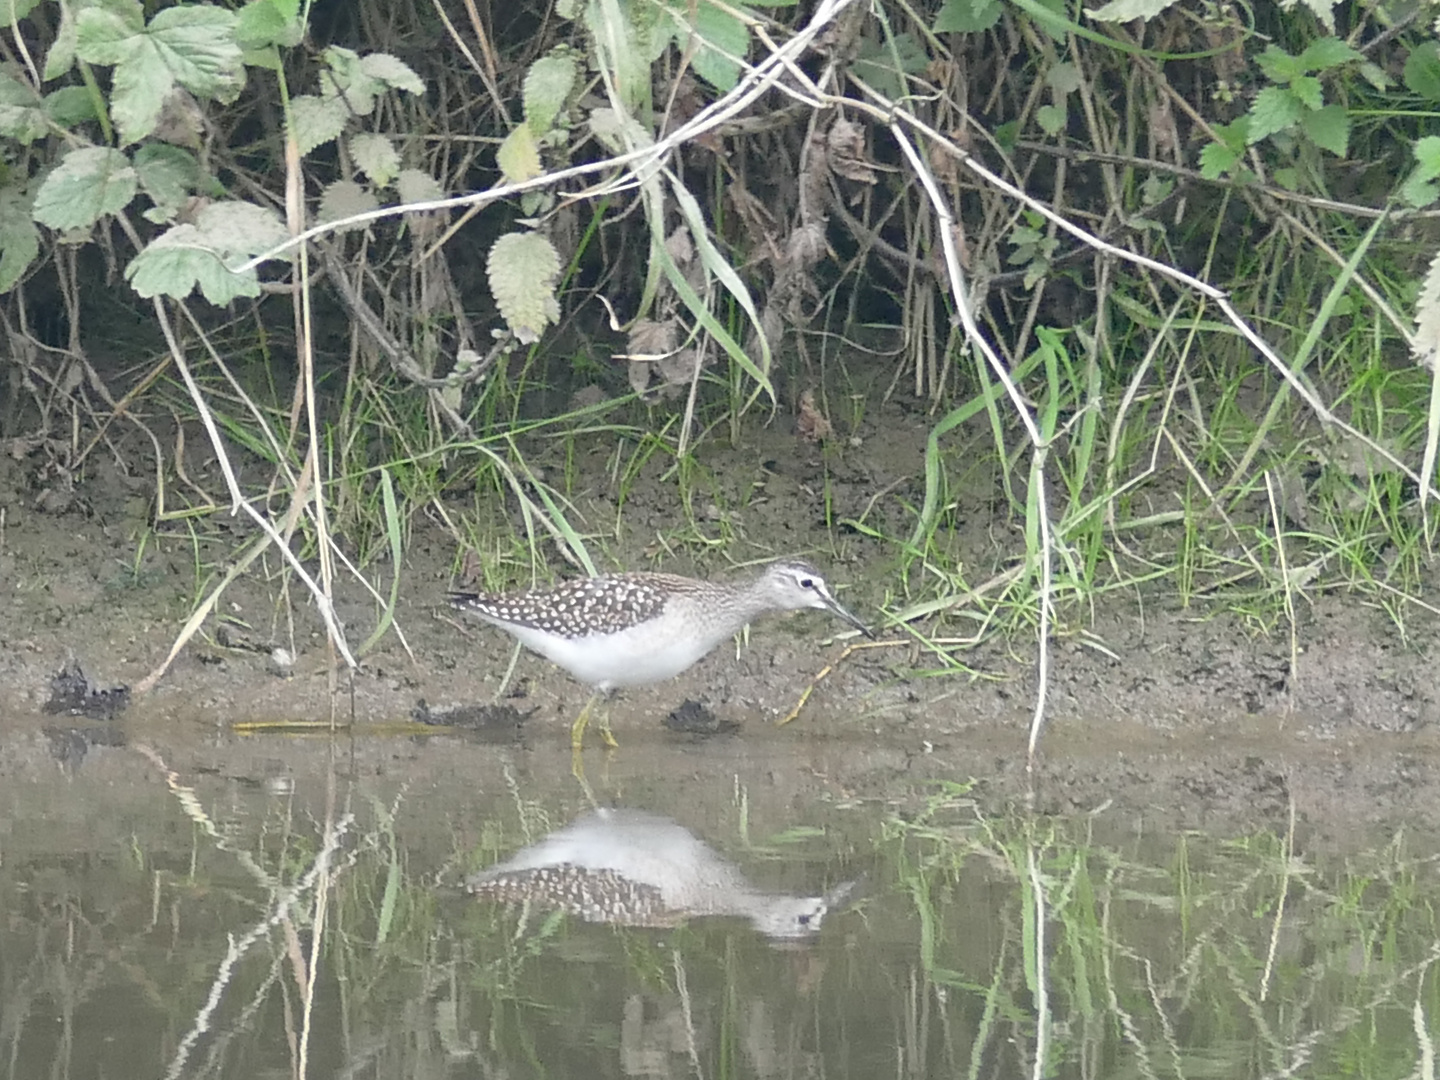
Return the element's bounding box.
[506,619,730,691]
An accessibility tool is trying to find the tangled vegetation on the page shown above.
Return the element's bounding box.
[1,0,1438,741]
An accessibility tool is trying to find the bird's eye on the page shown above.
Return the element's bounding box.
[799,577,815,589]
[798,913,812,926]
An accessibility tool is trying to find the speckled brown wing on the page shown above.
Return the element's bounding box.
[449,572,700,638]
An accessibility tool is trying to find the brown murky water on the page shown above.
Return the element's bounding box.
[4,703,1439,1080]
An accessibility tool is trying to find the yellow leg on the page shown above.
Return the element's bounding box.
[570,692,620,751]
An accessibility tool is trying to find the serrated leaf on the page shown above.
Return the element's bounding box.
[396,168,444,205]
[194,200,289,258]
[1297,36,1359,71]
[1246,86,1303,142]
[0,186,40,293]
[1405,43,1440,102]
[1198,141,1239,179]
[524,55,576,134]
[487,231,561,343]
[32,146,137,229]
[1402,136,1440,207]
[134,143,200,219]
[349,133,400,186]
[1288,0,1337,33]
[1413,249,1440,365]
[125,223,261,305]
[1300,103,1347,155]
[75,4,244,143]
[497,125,542,184]
[288,93,347,155]
[44,0,80,79]
[1289,73,1323,110]
[1255,45,1301,84]
[674,0,748,93]
[317,179,379,231]
[933,0,1001,32]
[1358,61,1391,90]
[1084,0,1177,20]
[358,52,424,94]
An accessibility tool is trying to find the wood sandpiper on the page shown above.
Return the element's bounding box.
[467,807,852,939]
[448,558,871,748]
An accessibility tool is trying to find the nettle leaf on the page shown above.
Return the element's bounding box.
[32,146,138,230]
[1401,135,1440,208]
[1246,86,1304,143]
[1301,103,1348,156]
[674,0,748,93]
[0,186,41,293]
[396,168,444,205]
[487,231,561,344]
[126,200,288,304]
[359,52,424,95]
[497,124,542,183]
[1198,140,1239,179]
[349,133,400,186]
[1287,0,1338,34]
[1297,36,1360,71]
[933,0,1001,33]
[1404,43,1440,102]
[1035,103,1066,135]
[76,4,244,144]
[524,54,576,134]
[134,143,200,221]
[288,94,348,155]
[1289,74,1323,110]
[0,70,47,144]
[317,179,379,231]
[1255,45,1302,84]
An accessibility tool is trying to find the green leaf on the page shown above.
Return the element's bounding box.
[1198,140,1239,179]
[1035,103,1065,135]
[524,54,576,134]
[1300,103,1348,156]
[0,0,41,30]
[488,231,561,343]
[1246,86,1303,143]
[288,94,347,156]
[1297,36,1360,72]
[1084,0,1178,20]
[359,52,425,94]
[1401,135,1440,207]
[933,0,1001,32]
[1289,74,1323,110]
[0,70,46,144]
[852,32,927,100]
[587,0,650,112]
[675,0,748,93]
[1046,61,1081,95]
[349,132,400,186]
[395,169,443,205]
[0,185,40,293]
[125,200,289,304]
[496,124,542,184]
[236,0,303,49]
[45,86,99,128]
[125,224,260,304]
[134,143,200,221]
[1255,45,1302,84]
[32,147,138,230]
[317,178,379,230]
[1404,43,1440,102]
[75,4,244,144]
